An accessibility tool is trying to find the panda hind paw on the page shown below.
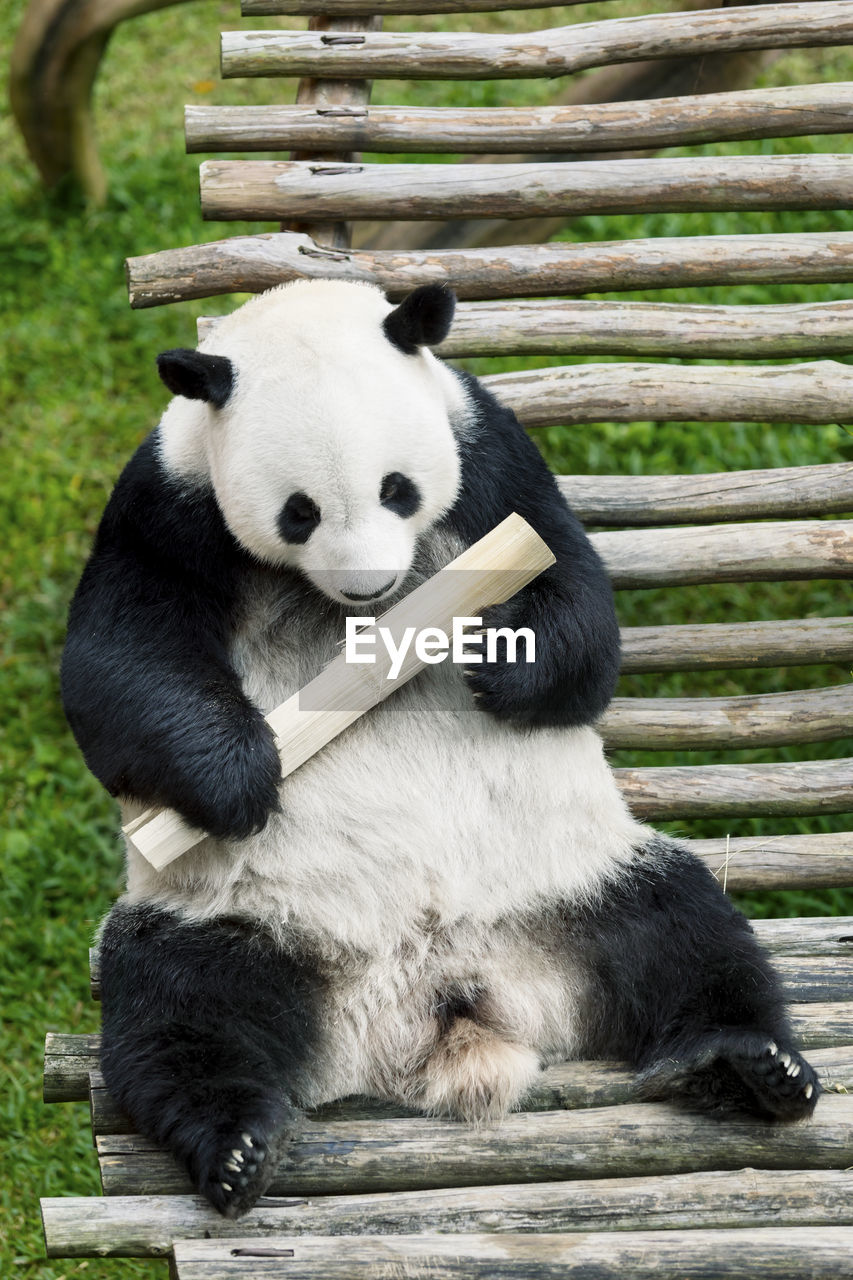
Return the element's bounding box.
[726,1038,820,1121]
[200,1125,292,1219]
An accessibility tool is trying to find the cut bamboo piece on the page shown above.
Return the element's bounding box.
[559,467,853,528]
[170,1227,853,1279]
[221,4,853,81]
[37,1169,853,1260]
[125,230,853,309]
[186,82,853,155]
[196,298,853,359]
[123,514,554,871]
[199,155,853,223]
[96,1094,853,1197]
[599,684,853,750]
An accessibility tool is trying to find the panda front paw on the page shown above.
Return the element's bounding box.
[200,1127,276,1219]
[172,717,283,841]
[462,600,540,722]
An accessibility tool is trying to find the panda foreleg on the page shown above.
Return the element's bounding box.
[568,838,820,1122]
[98,902,325,1217]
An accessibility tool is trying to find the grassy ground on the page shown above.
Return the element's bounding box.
[1,1,852,1273]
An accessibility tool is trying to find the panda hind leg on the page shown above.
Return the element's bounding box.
[97,903,324,1218]
[636,1026,820,1121]
[570,837,820,1124]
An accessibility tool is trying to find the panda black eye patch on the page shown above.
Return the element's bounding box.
[278,492,321,544]
[380,472,421,518]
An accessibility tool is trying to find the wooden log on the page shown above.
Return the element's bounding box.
[186,82,853,156]
[124,514,554,870]
[170,1228,853,1279]
[37,1169,853,1259]
[588,519,853,588]
[42,1027,853,1112]
[199,154,853,223]
[285,13,382,249]
[9,0,195,203]
[221,4,853,82]
[754,917,853,956]
[484,362,853,428]
[97,1094,853,1197]
[125,230,853,308]
[196,298,853,360]
[619,618,853,670]
[693,832,853,892]
[559,467,853,528]
[616,759,853,820]
[242,0,610,11]
[599,685,853,751]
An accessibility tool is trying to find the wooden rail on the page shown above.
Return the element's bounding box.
[221,3,853,81]
[483,362,853,427]
[600,686,853,751]
[558,467,853,528]
[589,519,853,587]
[185,82,853,155]
[199,155,853,223]
[618,617,853,670]
[242,0,614,11]
[96,1094,853,1196]
[197,298,853,359]
[38,1169,853,1259]
[167,1228,853,1279]
[616,759,853,820]
[125,230,853,307]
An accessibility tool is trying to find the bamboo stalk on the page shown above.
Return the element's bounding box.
[599,685,853,751]
[124,514,554,871]
[221,4,853,81]
[196,298,853,360]
[96,1094,853,1197]
[125,230,853,308]
[186,82,853,155]
[199,154,853,223]
[558,467,853,528]
[38,1170,853,1260]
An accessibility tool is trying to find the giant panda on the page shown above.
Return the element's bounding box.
[62,280,819,1218]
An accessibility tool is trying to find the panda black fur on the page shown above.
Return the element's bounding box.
[62,280,819,1218]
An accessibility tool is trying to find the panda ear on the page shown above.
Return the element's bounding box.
[156,349,234,409]
[383,285,456,355]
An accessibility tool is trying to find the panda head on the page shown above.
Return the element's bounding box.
[156,281,466,605]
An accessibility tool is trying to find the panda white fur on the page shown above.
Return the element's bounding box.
[62,280,819,1218]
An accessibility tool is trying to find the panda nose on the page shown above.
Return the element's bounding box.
[341,577,397,602]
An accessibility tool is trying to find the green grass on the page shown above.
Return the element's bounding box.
[1,1,852,1272]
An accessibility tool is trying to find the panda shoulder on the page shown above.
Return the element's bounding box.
[93,428,241,584]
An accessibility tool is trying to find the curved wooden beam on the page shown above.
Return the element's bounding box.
[221,2,853,81]
[10,0,191,202]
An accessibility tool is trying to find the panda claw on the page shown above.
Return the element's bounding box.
[805,1083,814,1099]
[241,1133,254,1148]
[221,1182,232,1192]
[767,1042,778,1057]
[779,1051,792,1068]
[225,1161,240,1173]
[231,1148,244,1162]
